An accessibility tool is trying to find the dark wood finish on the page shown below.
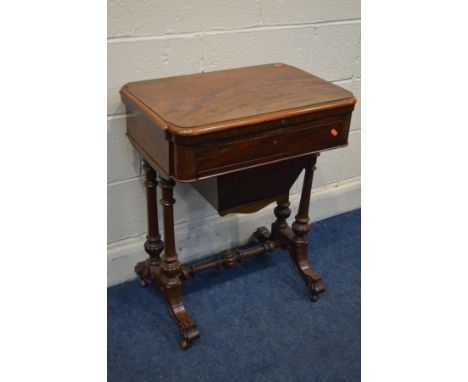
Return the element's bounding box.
[126,115,171,179]
[121,63,355,182]
[192,156,308,216]
[179,156,324,300]
[157,176,200,350]
[290,155,325,301]
[180,227,281,279]
[121,63,354,131]
[134,161,164,286]
[272,195,291,240]
[121,64,355,350]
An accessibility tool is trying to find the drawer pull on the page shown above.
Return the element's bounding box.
[330,128,338,137]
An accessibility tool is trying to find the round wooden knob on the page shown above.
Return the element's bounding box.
[330,128,338,137]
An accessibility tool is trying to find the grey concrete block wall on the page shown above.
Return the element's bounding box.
[108,1,263,37]
[107,0,361,285]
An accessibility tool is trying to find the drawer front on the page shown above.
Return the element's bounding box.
[195,115,349,177]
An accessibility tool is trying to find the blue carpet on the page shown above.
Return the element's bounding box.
[108,209,360,382]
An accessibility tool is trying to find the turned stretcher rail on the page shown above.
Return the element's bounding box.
[180,228,287,279]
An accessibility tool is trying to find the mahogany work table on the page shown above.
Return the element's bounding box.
[120,63,356,350]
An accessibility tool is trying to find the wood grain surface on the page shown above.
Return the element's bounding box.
[120,63,355,135]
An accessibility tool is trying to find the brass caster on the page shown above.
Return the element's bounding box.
[180,339,191,350]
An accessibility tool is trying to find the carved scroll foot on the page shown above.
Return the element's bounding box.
[289,243,325,302]
[135,260,200,349]
[161,281,200,350]
[306,273,326,302]
[285,154,325,301]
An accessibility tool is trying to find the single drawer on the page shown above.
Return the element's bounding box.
[195,114,350,177]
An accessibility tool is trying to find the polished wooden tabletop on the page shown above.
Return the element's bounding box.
[120,63,355,135]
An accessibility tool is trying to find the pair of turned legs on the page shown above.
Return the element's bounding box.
[135,154,325,350]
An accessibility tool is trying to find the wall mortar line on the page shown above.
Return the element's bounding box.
[107,18,361,44]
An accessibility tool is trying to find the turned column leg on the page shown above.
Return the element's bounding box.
[271,195,291,240]
[289,154,326,302]
[157,176,200,350]
[135,160,164,287]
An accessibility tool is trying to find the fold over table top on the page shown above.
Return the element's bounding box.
[120,63,356,136]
